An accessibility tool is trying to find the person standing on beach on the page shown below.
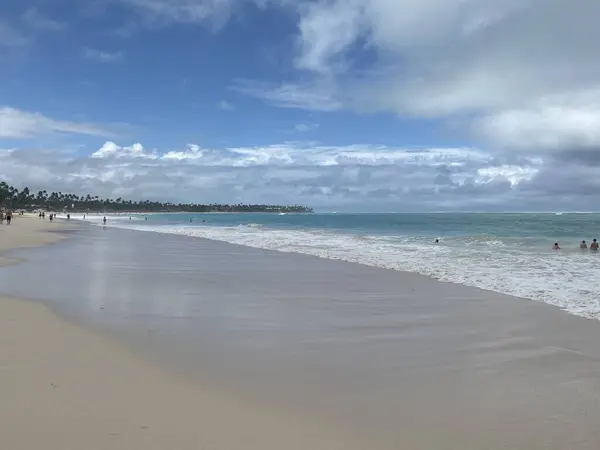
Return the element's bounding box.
[6,211,12,225]
[103,216,107,225]
[591,239,599,251]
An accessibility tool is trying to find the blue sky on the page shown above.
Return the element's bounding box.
[1,1,454,150]
[1,0,599,211]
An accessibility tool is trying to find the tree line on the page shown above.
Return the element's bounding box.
[0,182,313,213]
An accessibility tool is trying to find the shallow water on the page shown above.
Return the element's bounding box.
[73,212,600,318]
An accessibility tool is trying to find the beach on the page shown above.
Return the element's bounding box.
[2,216,600,449]
[0,217,361,450]
[72,212,600,319]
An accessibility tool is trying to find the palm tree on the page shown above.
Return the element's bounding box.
[0,181,314,213]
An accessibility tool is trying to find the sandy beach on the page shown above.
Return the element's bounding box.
[0,217,361,450]
[2,216,600,449]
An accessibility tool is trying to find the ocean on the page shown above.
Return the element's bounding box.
[72,212,600,318]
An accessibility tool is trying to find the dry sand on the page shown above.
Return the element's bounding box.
[0,216,361,450]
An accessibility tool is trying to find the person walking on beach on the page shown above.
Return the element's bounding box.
[103,216,107,225]
[591,239,599,251]
[580,240,588,249]
[552,242,560,250]
[6,211,12,225]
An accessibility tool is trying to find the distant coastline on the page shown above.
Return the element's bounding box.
[0,182,313,214]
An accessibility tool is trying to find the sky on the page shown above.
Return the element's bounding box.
[1,0,599,212]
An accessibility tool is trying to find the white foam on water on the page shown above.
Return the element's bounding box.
[69,213,144,223]
[73,215,600,319]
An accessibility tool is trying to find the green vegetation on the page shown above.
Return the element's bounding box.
[0,182,313,213]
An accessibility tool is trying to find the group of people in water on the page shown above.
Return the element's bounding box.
[433,237,599,251]
[552,239,599,250]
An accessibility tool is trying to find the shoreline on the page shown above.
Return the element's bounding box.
[0,217,364,450]
[72,213,600,320]
[69,210,313,215]
[3,216,600,448]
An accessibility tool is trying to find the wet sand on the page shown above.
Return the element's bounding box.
[1,218,600,449]
[0,217,362,450]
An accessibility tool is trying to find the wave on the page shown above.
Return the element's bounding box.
[72,215,600,320]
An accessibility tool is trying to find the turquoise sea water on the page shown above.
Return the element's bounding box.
[73,212,600,318]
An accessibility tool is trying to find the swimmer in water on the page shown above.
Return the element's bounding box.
[591,239,599,251]
[580,240,588,249]
[434,239,439,243]
[552,242,560,250]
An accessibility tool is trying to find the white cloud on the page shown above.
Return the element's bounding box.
[0,20,30,47]
[0,9,64,51]
[100,0,600,156]
[0,107,114,139]
[91,142,158,159]
[226,0,600,155]
[294,0,366,75]
[476,165,539,187]
[83,48,124,63]
[233,79,343,112]
[0,140,554,211]
[217,100,234,110]
[85,140,497,170]
[162,144,204,161]
[23,8,66,31]
[294,123,319,132]
[112,0,237,28]
[474,91,600,151]
[4,0,597,211]
[89,0,600,157]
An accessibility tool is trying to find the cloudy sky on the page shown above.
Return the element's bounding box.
[0,0,598,211]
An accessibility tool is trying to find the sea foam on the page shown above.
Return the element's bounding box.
[70,213,600,319]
